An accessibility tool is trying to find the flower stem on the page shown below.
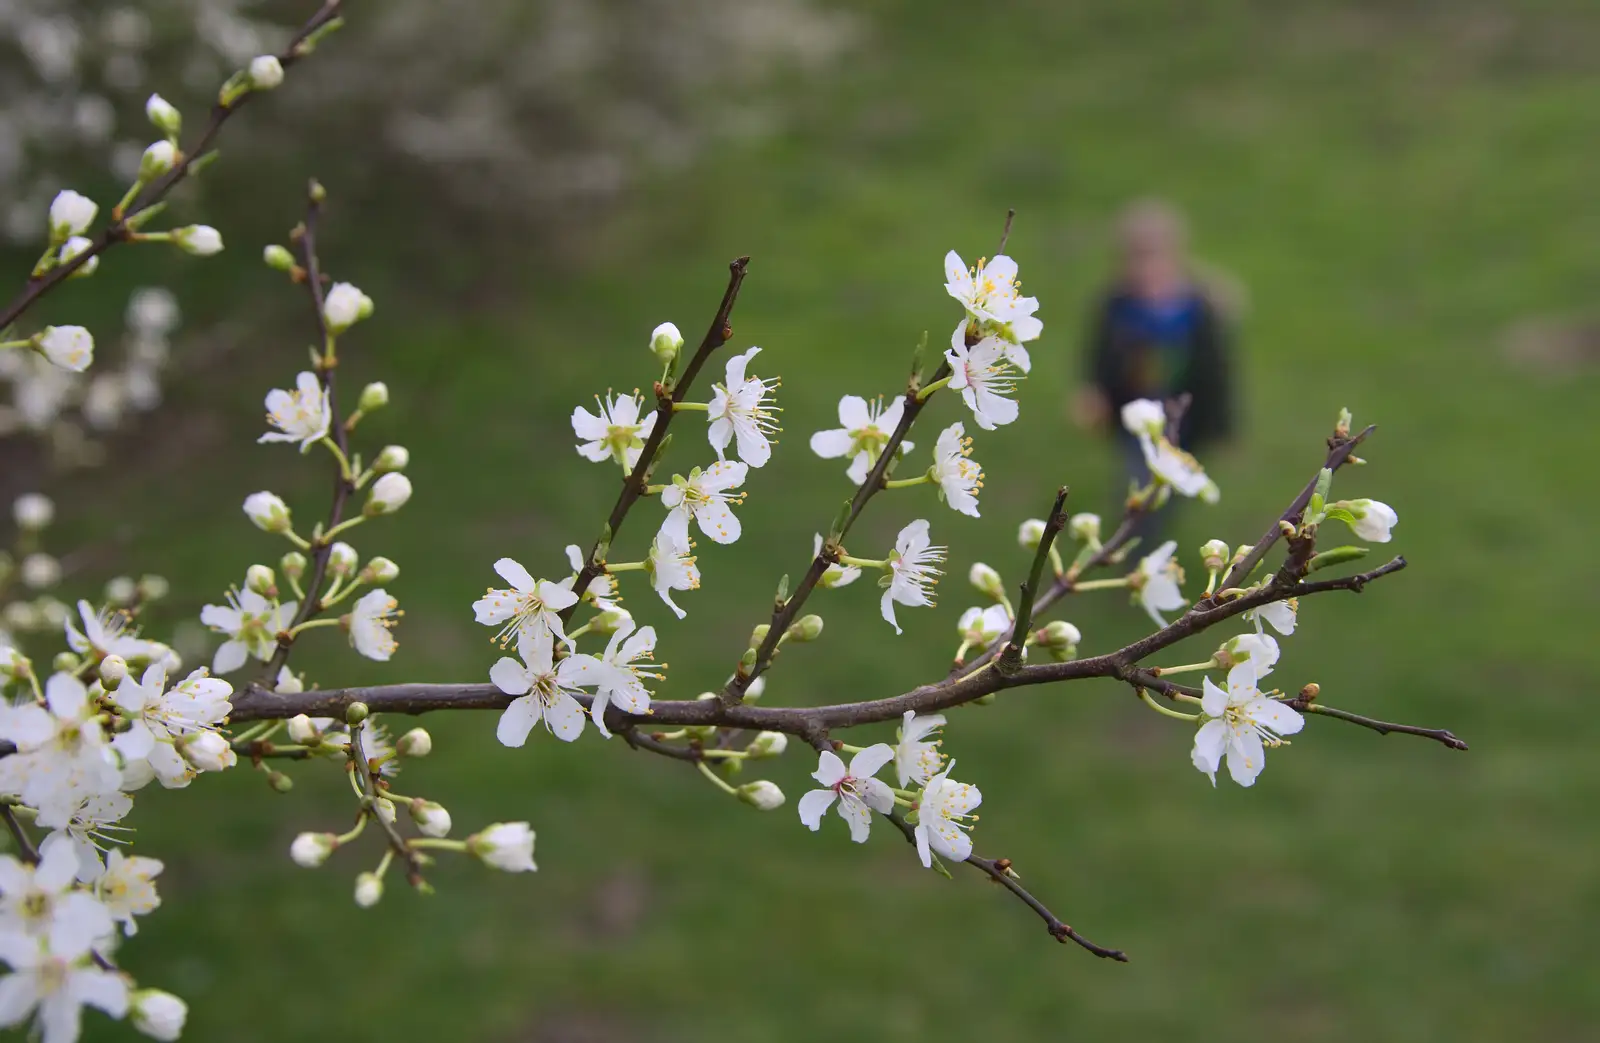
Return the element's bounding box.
[322,515,367,541]
[916,375,951,401]
[111,178,146,221]
[0,340,31,351]
[837,555,888,569]
[407,838,467,853]
[1071,577,1129,591]
[696,761,738,795]
[287,617,342,639]
[606,561,647,573]
[1152,660,1217,677]
[320,436,354,483]
[672,401,709,413]
[883,473,933,490]
[1140,689,1200,722]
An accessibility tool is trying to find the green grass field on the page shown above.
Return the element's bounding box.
[44,1,1600,1040]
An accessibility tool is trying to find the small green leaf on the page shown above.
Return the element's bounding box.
[1307,545,1370,573]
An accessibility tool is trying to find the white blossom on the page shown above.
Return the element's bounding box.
[140,140,177,178]
[1120,398,1218,501]
[571,393,658,469]
[1245,598,1298,637]
[353,873,383,908]
[38,792,132,884]
[58,238,97,276]
[1133,540,1186,627]
[1119,398,1165,435]
[659,461,747,546]
[942,250,1042,350]
[410,801,451,837]
[111,663,233,788]
[64,601,162,663]
[258,371,330,450]
[707,346,779,468]
[894,710,947,787]
[200,587,297,674]
[956,604,1011,647]
[129,990,187,1042]
[489,630,590,745]
[0,674,121,828]
[0,929,128,1043]
[48,191,96,240]
[94,849,161,936]
[914,762,982,867]
[945,323,1020,431]
[0,843,112,953]
[468,822,536,872]
[472,557,578,648]
[347,589,400,662]
[880,519,945,635]
[814,533,859,589]
[321,282,372,332]
[20,554,60,590]
[143,94,180,135]
[1191,660,1304,787]
[565,621,661,738]
[646,533,699,619]
[35,327,93,373]
[178,731,234,773]
[649,322,683,364]
[931,422,982,517]
[290,833,336,868]
[738,780,786,810]
[809,395,911,485]
[797,745,895,843]
[13,493,54,530]
[1218,632,1280,677]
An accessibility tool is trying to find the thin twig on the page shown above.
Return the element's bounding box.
[0,1,346,331]
[999,486,1069,675]
[1294,702,1468,751]
[347,718,426,884]
[1,806,39,862]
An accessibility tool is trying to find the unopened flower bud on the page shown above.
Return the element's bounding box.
[1017,518,1046,550]
[354,871,383,908]
[0,647,30,680]
[1068,512,1102,542]
[52,652,79,674]
[1037,620,1082,662]
[748,623,770,651]
[248,55,284,90]
[245,564,276,597]
[1232,545,1252,566]
[181,731,236,772]
[130,989,187,1042]
[21,553,60,590]
[364,473,412,516]
[1299,682,1321,703]
[410,800,451,837]
[374,797,396,825]
[171,224,223,256]
[267,771,293,793]
[12,493,53,530]
[104,576,137,605]
[744,676,766,702]
[47,190,96,241]
[290,832,337,867]
[746,731,788,758]
[144,93,181,137]
[139,144,179,189]
[137,574,169,601]
[359,383,390,413]
[786,614,824,643]
[589,605,632,635]
[467,822,537,872]
[263,244,295,271]
[372,445,408,474]
[1218,633,1278,672]
[360,557,399,585]
[1332,498,1399,543]
[968,562,1005,601]
[737,780,785,810]
[281,551,307,580]
[397,728,432,758]
[345,702,369,725]
[1200,539,1230,571]
[59,237,97,276]
[650,322,684,366]
[88,665,128,703]
[327,542,358,578]
[323,282,373,333]
[286,715,320,744]
[243,491,291,533]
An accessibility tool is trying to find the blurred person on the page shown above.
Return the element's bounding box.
[1073,200,1238,531]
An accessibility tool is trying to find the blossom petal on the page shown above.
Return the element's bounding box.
[495,696,541,747]
[856,777,895,815]
[812,749,846,786]
[836,395,870,431]
[847,743,895,782]
[797,788,836,831]
[492,558,536,593]
[543,692,587,742]
[489,658,530,696]
[809,428,854,459]
[1192,719,1227,784]
[836,794,874,842]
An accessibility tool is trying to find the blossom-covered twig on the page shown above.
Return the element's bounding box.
[0,1,347,331]
[560,258,751,623]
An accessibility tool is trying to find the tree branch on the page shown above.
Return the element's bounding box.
[0,0,346,331]
[1293,701,1468,751]
[999,486,1069,675]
